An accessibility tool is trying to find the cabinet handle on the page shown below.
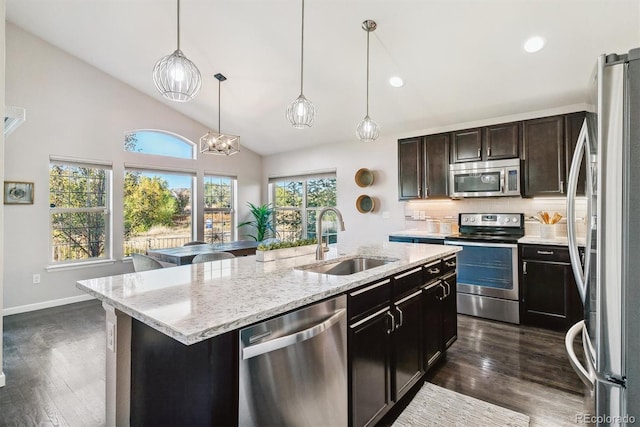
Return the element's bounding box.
[443,280,452,298]
[560,180,564,194]
[386,311,396,335]
[427,267,440,275]
[395,307,404,330]
[445,261,456,267]
[487,146,491,157]
[523,261,527,275]
[477,148,481,158]
[425,187,429,197]
[438,283,447,300]
[537,250,554,255]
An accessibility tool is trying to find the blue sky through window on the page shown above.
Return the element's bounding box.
[126,130,194,159]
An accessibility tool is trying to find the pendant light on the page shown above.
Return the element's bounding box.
[200,74,240,156]
[356,20,380,143]
[153,0,201,102]
[286,0,315,128]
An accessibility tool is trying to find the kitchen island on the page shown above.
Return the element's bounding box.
[77,242,460,426]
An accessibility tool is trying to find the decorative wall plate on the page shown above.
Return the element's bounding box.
[356,195,375,213]
[355,168,374,187]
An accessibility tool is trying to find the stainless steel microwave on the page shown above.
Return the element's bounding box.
[449,158,521,198]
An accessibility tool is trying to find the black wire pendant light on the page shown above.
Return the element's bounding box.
[200,74,240,156]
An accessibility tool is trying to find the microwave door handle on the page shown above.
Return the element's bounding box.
[500,169,505,194]
[566,119,591,305]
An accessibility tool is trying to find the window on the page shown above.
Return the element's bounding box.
[49,161,111,263]
[123,169,193,255]
[124,130,195,159]
[271,174,337,242]
[204,175,235,243]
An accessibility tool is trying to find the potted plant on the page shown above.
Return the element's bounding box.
[238,202,276,241]
[256,238,317,262]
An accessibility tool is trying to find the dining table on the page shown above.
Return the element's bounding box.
[146,240,260,265]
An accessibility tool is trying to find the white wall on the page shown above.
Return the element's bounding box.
[262,104,588,248]
[1,0,7,388]
[2,23,262,313]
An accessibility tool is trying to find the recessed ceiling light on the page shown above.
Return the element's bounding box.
[389,76,404,88]
[524,36,545,53]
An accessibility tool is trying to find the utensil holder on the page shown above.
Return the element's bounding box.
[539,224,556,239]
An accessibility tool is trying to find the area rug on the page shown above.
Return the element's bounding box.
[392,382,530,427]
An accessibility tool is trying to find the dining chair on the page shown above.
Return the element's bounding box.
[184,241,208,246]
[131,253,164,272]
[191,252,236,264]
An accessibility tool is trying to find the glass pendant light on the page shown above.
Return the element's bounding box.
[286,0,315,128]
[200,74,240,156]
[153,0,202,102]
[356,20,380,143]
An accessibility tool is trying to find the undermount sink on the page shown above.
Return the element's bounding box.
[296,256,398,276]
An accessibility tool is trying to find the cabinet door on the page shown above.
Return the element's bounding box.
[350,309,393,427]
[398,137,423,200]
[521,260,579,330]
[392,290,423,402]
[423,281,444,371]
[451,128,483,163]
[565,112,587,196]
[423,133,450,198]
[441,273,457,348]
[522,115,565,197]
[485,122,520,160]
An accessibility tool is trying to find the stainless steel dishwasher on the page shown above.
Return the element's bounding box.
[239,295,347,426]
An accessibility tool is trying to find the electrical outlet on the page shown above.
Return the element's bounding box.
[32,274,41,284]
[107,321,116,352]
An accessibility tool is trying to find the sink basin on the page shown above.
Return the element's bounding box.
[297,256,398,276]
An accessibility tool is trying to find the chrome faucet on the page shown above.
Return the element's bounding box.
[316,207,346,260]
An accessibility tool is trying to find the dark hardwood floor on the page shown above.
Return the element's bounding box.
[1,300,106,427]
[1,301,589,426]
[430,314,591,427]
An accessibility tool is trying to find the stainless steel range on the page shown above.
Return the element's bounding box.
[444,213,524,324]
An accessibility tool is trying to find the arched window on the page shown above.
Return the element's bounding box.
[124,130,195,159]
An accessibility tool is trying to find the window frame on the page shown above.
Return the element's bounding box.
[48,158,112,265]
[270,172,337,242]
[203,174,236,244]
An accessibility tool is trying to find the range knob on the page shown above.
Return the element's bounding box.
[501,217,510,224]
[512,216,519,224]
[470,217,476,223]
[463,217,469,223]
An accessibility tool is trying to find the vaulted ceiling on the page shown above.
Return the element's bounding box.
[6,0,639,155]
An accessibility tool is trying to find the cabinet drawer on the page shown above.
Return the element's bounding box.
[348,279,392,323]
[394,266,426,297]
[422,260,443,285]
[521,245,570,263]
[442,255,456,274]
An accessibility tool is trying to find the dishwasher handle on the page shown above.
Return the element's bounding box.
[242,308,346,360]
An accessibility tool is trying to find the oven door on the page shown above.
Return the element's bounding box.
[444,240,519,300]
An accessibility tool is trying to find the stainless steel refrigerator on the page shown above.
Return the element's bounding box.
[566,48,640,425]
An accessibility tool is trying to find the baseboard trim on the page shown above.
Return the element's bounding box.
[0,372,6,387]
[3,294,96,316]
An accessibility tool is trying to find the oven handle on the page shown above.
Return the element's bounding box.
[444,240,518,249]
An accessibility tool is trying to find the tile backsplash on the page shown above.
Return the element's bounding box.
[404,197,587,238]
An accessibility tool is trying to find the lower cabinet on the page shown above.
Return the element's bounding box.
[520,244,584,330]
[349,258,458,427]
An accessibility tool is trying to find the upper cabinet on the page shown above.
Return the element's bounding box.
[398,135,449,200]
[522,113,586,197]
[397,111,586,200]
[451,122,520,163]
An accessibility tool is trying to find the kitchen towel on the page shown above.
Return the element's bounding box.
[392,382,530,426]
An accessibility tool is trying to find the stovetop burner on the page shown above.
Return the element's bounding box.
[444,213,525,243]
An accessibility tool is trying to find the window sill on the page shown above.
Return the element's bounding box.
[46,258,117,272]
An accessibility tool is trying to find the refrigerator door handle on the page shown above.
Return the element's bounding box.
[565,320,595,389]
[566,119,593,304]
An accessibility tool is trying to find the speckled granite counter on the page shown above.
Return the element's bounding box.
[390,229,586,247]
[388,229,450,239]
[77,242,459,345]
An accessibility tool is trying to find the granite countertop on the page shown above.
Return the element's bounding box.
[390,230,586,247]
[77,242,459,346]
[389,229,451,239]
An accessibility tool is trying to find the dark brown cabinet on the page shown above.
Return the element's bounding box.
[398,137,422,200]
[441,272,458,348]
[522,113,587,197]
[522,115,566,197]
[397,135,449,200]
[451,123,520,164]
[451,128,483,163]
[422,281,444,371]
[520,245,584,331]
[392,288,423,401]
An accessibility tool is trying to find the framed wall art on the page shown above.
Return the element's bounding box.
[4,181,34,205]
